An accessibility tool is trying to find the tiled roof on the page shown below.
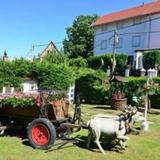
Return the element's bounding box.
[93,1,160,26]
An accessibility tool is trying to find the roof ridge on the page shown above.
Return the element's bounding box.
[93,1,160,26]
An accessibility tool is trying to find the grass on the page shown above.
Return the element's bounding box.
[0,104,160,160]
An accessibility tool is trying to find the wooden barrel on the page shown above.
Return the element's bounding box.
[111,98,127,111]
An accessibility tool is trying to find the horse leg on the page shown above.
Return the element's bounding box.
[94,130,105,154]
[87,131,92,148]
[119,139,125,149]
[117,135,129,149]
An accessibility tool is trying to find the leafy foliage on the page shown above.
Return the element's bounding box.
[63,15,99,58]
[75,68,108,104]
[43,51,67,64]
[68,57,88,67]
[116,54,128,74]
[110,77,160,106]
[1,97,35,108]
[0,58,74,92]
[0,60,22,89]
[12,58,30,78]
[143,51,160,70]
[87,54,127,74]
[35,62,74,90]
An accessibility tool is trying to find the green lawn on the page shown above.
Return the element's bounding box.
[0,104,160,160]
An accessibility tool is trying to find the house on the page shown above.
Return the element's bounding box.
[39,41,59,61]
[2,79,38,94]
[92,0,160,64]
[2,79,75,104]
[22,78,38,93]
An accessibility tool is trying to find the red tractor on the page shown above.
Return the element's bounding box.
[0,91,82,149]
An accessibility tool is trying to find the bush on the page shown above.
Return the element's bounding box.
[87,54,112,70]
[143,51,160,70]
[43,51,67,64]
[68,57,88,67]
[110,76,160,107]
[75,69,109,104]
[35,62,74,90]
[0,60,22,89]
[87,54,127,74]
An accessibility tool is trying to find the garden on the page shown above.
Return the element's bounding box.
[0,15,160,159]
[0,50,160,160]
[0,104,160,160]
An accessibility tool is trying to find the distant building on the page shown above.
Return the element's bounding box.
[22,78,38,93]
[92,1,160,63]
[3,51,9,62]
[39,41,59,61]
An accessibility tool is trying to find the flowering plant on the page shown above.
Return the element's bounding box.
[0,92,67,108]
[0,93,38,108]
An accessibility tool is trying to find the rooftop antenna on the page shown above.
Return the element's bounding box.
[25,43,49,60]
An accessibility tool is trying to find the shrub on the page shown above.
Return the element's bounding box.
[75,68,109,104]
[110,76,160,107]
[43,51,67,64]
[87,54,112,70]
[0,60,22,88]
[35,62,74,90]
[87,54,127,74]
[68,57,88,67]
[143,51,160,70]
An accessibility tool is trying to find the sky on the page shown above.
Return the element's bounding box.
[0,0,153,59]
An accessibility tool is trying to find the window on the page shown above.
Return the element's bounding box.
[116,38,123,48]
[101,40,107,50]
[127,56,134,66]
[116,22,124,29]
[101,25,108,31]
[132,36,141,47]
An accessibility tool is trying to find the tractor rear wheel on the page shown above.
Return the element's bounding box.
[27,118,56,149]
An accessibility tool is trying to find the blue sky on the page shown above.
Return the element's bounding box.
[0,0,152,59]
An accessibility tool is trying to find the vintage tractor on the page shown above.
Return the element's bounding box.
[0,90,83,149]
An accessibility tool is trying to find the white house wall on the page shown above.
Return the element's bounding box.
[22,80,38,93]
[149,13,160,48]
[93,15,160,56]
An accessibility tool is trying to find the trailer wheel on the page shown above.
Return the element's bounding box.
[27,118,56,149]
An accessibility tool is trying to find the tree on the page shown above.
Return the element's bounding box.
[43,51,67,64]
[63,15,99,58]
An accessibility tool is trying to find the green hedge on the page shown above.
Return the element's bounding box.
[110,76,160,107]
[87,54,128,74]
[34,62,74,90]
[0,59,74,91]
[68,56,88,68]
[75,68,109,104]
[143,51,160,70]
